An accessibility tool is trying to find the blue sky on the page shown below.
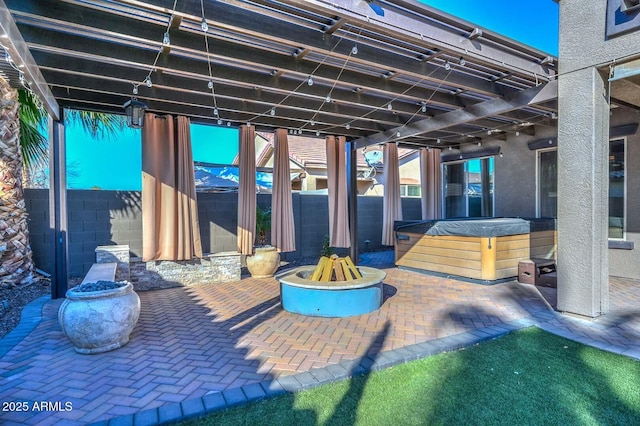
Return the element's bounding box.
[65,1,558,189]
[419,0,559,55]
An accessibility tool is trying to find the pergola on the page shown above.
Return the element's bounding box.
[0,0,558,296]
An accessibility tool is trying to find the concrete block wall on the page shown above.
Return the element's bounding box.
[24,189,421,277]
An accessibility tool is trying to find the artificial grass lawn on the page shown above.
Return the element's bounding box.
[177,327,640,426]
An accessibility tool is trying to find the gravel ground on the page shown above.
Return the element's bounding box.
[0,277,51,339]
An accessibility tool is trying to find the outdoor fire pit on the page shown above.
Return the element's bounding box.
[278,255,386,317]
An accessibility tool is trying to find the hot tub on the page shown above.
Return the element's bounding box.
[394,218,556,282]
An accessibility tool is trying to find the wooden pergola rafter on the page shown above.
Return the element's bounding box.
[1,0,557,146]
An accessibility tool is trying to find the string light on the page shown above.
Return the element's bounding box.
[162,31,171,46]
[396,131,401,137]
[346,123,350,130]
[270,107,276,116]
[132,85,138,95]
[515,131,520,136]
[213,107,219,116]
[310,119,315,126]
[217,119,222,125]
[207,80,213,89]
[459,57,466,66]
[325,94,331,103]
[145,76,152,88]
[351,45,358,55]
[201,18,208,32]
[307,76,314,86]
[421,102,427,113]
[437,138,441,144]
[316,131,320,136]
[444,61,451,71]
[387,102,393,110]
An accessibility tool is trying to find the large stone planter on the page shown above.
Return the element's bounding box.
[58,281,140,354]
[246,246,280,278]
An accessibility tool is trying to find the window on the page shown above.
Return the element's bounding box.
[537,149,557,218]
[536,139,626,239]
[443,157,494,218]
[400,184,421,197]
[609,138,625,239]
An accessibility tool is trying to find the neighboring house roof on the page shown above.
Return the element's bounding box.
[250,131,418,171]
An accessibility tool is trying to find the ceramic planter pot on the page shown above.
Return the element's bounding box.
[246,246,280,278]
[58,281,140,354]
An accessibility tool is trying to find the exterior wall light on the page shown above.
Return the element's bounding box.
[123,98,147,128]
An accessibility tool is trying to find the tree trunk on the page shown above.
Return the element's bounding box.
[0,77,33,285]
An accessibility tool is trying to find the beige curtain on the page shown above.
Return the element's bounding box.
[382,142,402,246]
[142,114,202,261]
[237,125,256,255]
[271,129,296,252]
[326,135,351,248]
[420,148,442,220]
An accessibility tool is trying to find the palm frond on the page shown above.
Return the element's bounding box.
[18,89,47,168]
[65,110,125,140]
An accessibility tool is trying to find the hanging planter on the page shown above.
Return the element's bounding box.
[58,281,140,354]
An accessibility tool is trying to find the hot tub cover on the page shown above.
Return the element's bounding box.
[395,218,531,238]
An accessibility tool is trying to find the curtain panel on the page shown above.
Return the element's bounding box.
[420,148,442,220]
[142,114,202,261]
[271,129,296,252]
[237,125,257,255]
[325,135,351,248]
[382,142,402,246]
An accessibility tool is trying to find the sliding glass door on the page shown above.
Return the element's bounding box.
[443,157,494,218]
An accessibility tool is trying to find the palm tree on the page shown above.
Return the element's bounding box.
[0,82,124,285]
[0,79,34,285]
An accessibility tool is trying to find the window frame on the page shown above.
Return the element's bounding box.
[608,137,627,241]
[535,147,557,218]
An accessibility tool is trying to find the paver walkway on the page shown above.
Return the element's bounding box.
[1,251,639,425]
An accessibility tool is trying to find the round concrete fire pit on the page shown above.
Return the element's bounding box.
[278,266,386,317]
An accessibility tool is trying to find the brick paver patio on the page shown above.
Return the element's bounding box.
[1,251,639,425]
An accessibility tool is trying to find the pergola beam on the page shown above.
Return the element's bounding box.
[0,0,58,119]
[355,80,558,148]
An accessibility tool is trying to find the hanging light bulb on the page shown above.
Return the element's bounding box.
[298,129,303,134]
[477,141,482,147]
[436,138,441,144]
[448,146,452,150]
[201,18,209,32]
[444,61,451,71]
[515,130,520,136]
[351,45,358,55]
[18,72,25,86]
[145,76,152,88]
[247,121,251,127]
[310,119,315,126]
[270,107,276,116]
[421,102,427,113]
[227,122,231,126]
[325,94,331,103]
[459,56,466,66]
[307,76,314,86]
[316,131,320,136]
[387,103,393,110]
[487,129,492,135]
[396,131,401,137]
[213,107,219,116]
[217,119,222,125]
[207,80,214,90]
[346,123,350,130]
[162,31,171,46]
[132,85,138,95]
